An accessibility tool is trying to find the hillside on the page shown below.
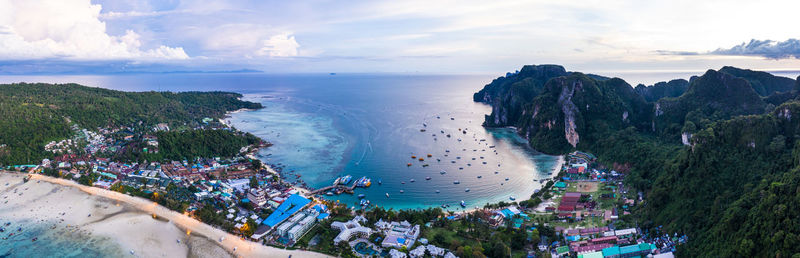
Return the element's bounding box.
[0,83,262,165]
[654,69,767,139]
[718,66,795,96]
[474,65,800,256]
[634,79,689,102]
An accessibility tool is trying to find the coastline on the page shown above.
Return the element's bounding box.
[0,171,330,258]
[226,103,565,211]
[224,107,315,196]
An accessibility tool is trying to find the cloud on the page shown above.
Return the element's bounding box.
[256,34,300,57]
[711,39,800,59]
[653,50,699,56]
[0,0,188,61]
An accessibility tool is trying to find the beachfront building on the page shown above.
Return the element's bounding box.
[376,219,421,249]
[331,216,372,244]
[261,194,311,230]
[247,188,267,207]
[287,215,316,241]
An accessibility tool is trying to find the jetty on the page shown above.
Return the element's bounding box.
[311,182,357,195]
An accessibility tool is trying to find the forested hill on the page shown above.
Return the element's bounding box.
[0,83,262,165]
[474,65,800,256]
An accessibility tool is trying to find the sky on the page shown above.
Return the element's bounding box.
[0,0,799,75]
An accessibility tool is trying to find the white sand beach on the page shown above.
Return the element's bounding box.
[0,172,330,258]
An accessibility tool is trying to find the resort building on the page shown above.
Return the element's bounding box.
[261,194,311,229]
[247,188,267,207]
[287,215,316,241]
[409,245,426,257]
[389,249,408,258]
[331,216,372,244]
[376,219,421,249]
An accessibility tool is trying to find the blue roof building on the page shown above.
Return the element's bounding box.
[261,194,311,227]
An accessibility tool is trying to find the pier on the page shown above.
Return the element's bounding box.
[311,182,357,195]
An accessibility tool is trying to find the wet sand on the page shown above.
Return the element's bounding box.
[0,172,330,258]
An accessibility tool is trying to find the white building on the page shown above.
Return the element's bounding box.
[287,216,316,241]
[378,220,421,249]
[331,216,372,244]
[389,249,408,258]
[410,245,426,257]
[247,188,268,207]
[614,228,637,237]
[427,245,445,256]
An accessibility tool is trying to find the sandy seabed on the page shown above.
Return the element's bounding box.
[0,172,330,258]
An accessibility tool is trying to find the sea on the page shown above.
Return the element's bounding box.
[2,70,798,211]
[0,218,124,257]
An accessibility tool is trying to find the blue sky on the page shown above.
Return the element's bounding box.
[1,0,799,74]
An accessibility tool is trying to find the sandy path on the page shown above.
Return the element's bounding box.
[0,172,330,258]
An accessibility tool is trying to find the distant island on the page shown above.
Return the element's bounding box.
[474,64,800,257]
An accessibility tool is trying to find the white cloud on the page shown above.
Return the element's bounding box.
[0,0,188,60]
[257,34,300,57]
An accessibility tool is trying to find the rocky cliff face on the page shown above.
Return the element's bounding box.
[476,67,652,154]
[475,65,568,128]
[474,65,798,153]
[558,80,580,147]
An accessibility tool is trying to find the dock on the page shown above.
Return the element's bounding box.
[311,182,357,195]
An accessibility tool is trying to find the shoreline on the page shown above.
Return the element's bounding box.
[0,171,330,258]
[226,104,565,212]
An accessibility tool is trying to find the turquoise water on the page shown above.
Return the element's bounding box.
[223,74,564,210]
[0,218,123,257]
[0,73,564,210]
